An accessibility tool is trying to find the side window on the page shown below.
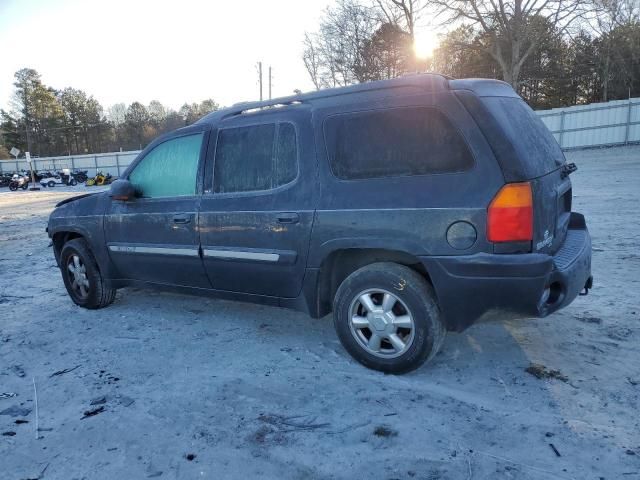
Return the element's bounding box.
[213,122,298,194]
[129,133,203,198]
[324,107,474,180]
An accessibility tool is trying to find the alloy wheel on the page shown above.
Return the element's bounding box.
[348,288,415,358]
[67,254,90,299]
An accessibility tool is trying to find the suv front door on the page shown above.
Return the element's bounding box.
[198,109,317,298]
[104,126,210,288]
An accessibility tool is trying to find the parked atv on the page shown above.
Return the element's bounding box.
[86,172,113,186]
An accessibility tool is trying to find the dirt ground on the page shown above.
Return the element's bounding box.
[1,146,639,480]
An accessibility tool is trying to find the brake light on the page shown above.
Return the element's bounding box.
[487,182,533,242]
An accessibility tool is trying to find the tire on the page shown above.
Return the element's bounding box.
[333,262,446,374]
[60,238,116,309]
[21,183,28,190]
[47,180,55,188]
[69,179,77,186]
[9,183,17,191]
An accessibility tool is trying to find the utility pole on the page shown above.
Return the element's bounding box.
[269,66,272,100]
[258,62,263,101]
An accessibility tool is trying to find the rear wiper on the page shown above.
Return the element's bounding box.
[561,163,577,178]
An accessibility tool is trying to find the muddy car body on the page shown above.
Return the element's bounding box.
[47,74,593,373]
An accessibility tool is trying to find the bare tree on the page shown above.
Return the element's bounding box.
[428,0,595,88]
[303,33,323,90]
[375,0,428,39]
[302,0,379,89]
[595,0,640,26]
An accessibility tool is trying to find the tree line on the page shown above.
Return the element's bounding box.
[0,68,219,159]
[303,0,640,110]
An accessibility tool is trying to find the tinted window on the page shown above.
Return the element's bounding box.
[481,97,565,178]
[325,107,473,180]
[129,133,203,198]
[214,123,298,193]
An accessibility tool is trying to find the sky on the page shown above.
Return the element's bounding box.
[0,0,334,112]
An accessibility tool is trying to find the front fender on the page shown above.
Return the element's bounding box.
[47,193,113,279]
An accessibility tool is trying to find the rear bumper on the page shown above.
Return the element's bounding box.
[421,212,592,332]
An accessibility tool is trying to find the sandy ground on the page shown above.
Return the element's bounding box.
[0,147,639,480]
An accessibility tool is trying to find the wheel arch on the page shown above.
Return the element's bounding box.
[52,230,86,264]
[313,247,435,318]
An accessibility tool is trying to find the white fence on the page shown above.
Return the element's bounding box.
[536,97,640,149]
[0,150,140,176]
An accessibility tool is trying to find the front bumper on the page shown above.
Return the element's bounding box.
[421,212,592,332]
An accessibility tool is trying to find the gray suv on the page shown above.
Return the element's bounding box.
[47,74,593,373]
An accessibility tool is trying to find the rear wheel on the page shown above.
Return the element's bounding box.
[333,262,445,374]
[69,179,77,186]
[47,180,55,188]
[60,238,116,309]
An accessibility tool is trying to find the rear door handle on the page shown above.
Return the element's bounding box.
[173,214,191,224]
[276,212,299,224]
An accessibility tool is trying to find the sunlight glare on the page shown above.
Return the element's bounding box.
[414,30,437,59]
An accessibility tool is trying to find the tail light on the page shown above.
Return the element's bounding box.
[487,182,533,243]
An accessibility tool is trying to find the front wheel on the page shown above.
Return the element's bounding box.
[9,183,17,191]
[69,179,77,186]
[60,238,116,309]
[333,262,445,374]
[47,180,55,188]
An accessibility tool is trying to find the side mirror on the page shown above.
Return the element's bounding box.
[109,179,136,201]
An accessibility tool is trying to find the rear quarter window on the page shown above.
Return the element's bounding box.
[324,107,474,180]
[481,97,565,178]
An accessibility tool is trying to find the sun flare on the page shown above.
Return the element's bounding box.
[414,31,438,59]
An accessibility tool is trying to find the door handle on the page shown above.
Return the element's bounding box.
[276,212,299,224]
[173,214,191,224]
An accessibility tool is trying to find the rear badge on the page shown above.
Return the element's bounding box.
[536,230,554,250]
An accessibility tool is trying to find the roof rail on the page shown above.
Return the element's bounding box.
[196,73,451,125]
[223,95,303,118]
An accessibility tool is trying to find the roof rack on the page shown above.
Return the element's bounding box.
[222,96,304,119]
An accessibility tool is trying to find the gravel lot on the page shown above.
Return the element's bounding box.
[1,146,639,480]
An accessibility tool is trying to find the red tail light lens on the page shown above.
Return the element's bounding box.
[487,182,533,243]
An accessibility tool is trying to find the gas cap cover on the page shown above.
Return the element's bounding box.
[446,221,477,250]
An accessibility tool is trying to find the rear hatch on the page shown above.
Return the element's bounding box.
[453,83,571,254]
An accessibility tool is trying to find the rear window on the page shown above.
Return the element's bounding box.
[324,107,474,180]
[481,97,565,178]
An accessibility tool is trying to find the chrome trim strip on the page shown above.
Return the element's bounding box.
[108,245,199,257]
[202,249,280,262]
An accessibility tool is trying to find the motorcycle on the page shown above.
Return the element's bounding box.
[74,170,88,183]
[0,173,12,188]
[9,174,30,191]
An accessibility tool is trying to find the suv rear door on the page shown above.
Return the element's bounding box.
[104,126,211,287]
[480,96,570,253]
[453,82,570,253]
[198,107,317,298]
